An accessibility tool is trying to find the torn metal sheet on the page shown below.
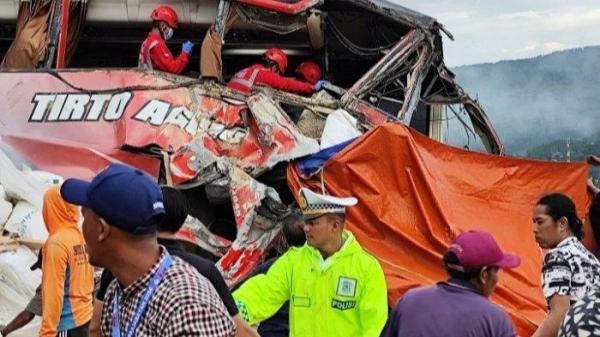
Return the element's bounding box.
[340,29,425,110]
[177,215,232,258]
[419,66,503,154]
[247,93,320,162]
[399,44,433,123]
[170,92,320,181]
[170,140,230,186]
[235,0,321,15]
[215,0,233,38]
[216,166,286,286]
[175,154,291,286]
[0,70,377,181]
[341,0,439,31]
[235,4,308,34]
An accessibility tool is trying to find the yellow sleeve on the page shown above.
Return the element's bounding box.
[40,240,68,337]
[233,252,292,325]
[359,259,389,337]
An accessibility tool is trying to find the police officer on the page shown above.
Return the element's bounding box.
[233,188,388,337]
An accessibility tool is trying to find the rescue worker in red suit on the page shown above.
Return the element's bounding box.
[139,5,194,74]
[295,61,322,85]
[227,48,329,95]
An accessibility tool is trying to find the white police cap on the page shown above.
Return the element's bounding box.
[298,187,357,219]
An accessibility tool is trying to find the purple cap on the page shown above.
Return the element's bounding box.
[60,163,165,235]
[446,230,521,272]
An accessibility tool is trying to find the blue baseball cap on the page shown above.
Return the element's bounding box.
[60,163,165,234]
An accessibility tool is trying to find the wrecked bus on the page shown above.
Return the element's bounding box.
[1,1,592,335]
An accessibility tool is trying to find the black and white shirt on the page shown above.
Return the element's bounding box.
[542,236,600,305]
[559,293,600,337]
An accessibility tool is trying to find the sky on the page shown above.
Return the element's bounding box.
[398,0,600,66]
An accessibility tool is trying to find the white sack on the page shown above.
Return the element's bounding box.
[320,109,362,150]
[26,170,64,188]
[0,149,46,208]
[0,247,40,324]
[3,201,47,241]
[0,199,13,231]
[0,185,13,230]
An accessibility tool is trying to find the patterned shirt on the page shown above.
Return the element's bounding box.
[541,236,600,305]
[559,293,600,337]
[100,248,235,337]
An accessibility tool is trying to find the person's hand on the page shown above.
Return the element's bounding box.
[182,41,194,55]
[314,80,330,91]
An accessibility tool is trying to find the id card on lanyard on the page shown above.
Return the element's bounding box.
[112,253,173,337]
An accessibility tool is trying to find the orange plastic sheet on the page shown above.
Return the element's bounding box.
[288,123,592,337]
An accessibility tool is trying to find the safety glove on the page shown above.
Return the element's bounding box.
[182,41,195,55]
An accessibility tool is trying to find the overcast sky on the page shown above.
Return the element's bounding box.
[398,0,600,66]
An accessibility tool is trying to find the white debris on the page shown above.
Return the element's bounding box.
[0,186,13,231]
[0,246,40,324]
[3,201,47,241]
[0,148,65,239]
[0,149,46,208]
[0,185,7,201]
[246,93,320,166]
[0,200,12,232]
[179,215,231,258]
[320,109,361,149]
[0,140,65,336]
[27,170,64,188]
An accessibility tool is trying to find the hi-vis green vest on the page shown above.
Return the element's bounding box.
[233,231,388,337]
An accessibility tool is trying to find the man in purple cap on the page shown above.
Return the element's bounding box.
[60,163,235,337]
[381,230,520,337]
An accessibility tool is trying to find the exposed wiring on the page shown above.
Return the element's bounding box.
[433,65,479,150]
[326,17,396,57]
[447,104,476,137]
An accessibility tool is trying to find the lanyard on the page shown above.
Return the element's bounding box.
[111,253,173,337]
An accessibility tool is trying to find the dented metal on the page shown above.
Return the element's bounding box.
[0,0,507,287]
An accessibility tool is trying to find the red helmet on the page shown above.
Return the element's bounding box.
[296,61,322,84]
[151,5,178,28]
[264,48,288,73]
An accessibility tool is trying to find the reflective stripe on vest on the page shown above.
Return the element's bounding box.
[138,40,159,70]
[229,66,263,91]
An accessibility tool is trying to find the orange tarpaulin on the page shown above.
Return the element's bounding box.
[288,122,592,337]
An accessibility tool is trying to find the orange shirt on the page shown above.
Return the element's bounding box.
[40,186,94,336]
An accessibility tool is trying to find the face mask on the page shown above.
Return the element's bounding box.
[163,26,174,40]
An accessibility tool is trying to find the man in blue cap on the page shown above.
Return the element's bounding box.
[60,163,235,337]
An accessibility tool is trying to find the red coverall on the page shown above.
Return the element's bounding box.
[138,32,190,74]
[227,64,315,95]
